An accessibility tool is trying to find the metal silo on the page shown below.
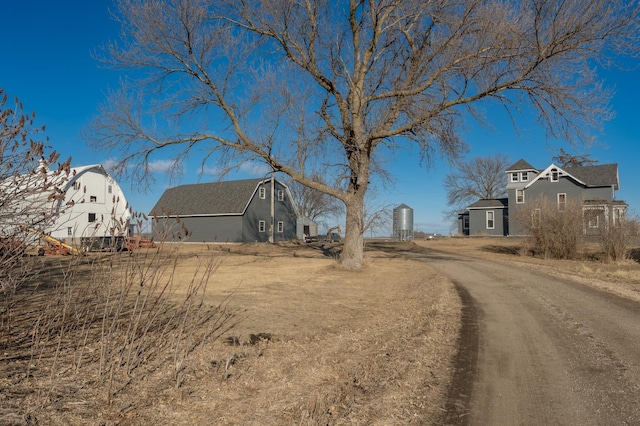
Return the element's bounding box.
[393,203,414,241]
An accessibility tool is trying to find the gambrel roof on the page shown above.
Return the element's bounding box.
[150,178,279,217]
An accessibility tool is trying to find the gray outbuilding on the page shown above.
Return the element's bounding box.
[149,178,302,243]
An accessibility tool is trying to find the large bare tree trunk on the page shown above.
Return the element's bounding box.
[342,192,366,269]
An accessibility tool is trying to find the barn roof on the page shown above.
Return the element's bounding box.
[150,178,271,217]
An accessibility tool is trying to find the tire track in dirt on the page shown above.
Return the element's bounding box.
[407,248,640,425]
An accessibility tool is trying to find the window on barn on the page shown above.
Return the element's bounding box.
[88,213,97,223]
[463,215,469,230]
[520,172,528,181]
[558,193,566,211]
[259,187,266,199]
[67,227,72,236]
[516,189,524,204]
[277,221,284,233]
[511,172,519,182]
[72,181,81,190]
[486,211,495,229]
[550,168,559,182]
[108,185,113,194]
[258,220,266,232]
[277,190,284,201]
[90,195,97,202]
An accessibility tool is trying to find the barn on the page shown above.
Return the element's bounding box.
[49,164,131,242]
[149,178,302,243]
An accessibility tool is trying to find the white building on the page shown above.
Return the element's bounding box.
[46,164,131,242]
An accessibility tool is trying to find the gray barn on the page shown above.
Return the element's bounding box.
[149,178,300,243]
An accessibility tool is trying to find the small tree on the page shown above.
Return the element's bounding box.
[0,89,70,244]
[513,195,584,260]
[445,154,510,210]
[0,89,70,341]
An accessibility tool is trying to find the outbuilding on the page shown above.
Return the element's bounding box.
[149,177,302,243]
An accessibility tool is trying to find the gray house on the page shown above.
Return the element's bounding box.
[458,159,627,236]
[149,178,302,243]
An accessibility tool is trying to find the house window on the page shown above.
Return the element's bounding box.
[511,172,519,182]
[516,189,524,204]
[259,187,266,199]
[258,220,266,232]
[613,208,624,226]
[463,215,469,230]
[520,172,528,182]
[486,211,495,229]
[277,190,284,201]
[550,168,559,182]
[88,213,97,223]
[90,195,97,202]
[108,185,113,194]
[557,193,566,211]
[587,214,599,229]
[532,209,541,228]
[67,227,72,236]
[277,221,284,233]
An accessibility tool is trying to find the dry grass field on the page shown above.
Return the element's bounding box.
[1,236,638,425]
[0,241,460,425]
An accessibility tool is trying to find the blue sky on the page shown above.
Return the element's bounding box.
[2,1,638,235]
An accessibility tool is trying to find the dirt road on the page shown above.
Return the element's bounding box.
[411,249,640,425]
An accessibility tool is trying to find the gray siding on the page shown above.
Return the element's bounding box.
[241,181,298,242]
[153,216,243,242]
[151,179,299,243]
[469,208,507,236]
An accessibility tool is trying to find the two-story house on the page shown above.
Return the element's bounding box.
[457,159,627,236]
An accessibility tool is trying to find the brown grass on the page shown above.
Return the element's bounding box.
[418,236,640,303]
[0,241,460,425]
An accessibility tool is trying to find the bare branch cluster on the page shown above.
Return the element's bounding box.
[0,89,71,258]
[445,153,510,210]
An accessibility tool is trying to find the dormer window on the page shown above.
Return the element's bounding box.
[511,172,519,182]
[550,169,559,182]
[520,172,528,182]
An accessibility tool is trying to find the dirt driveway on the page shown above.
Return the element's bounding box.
[411,246,640,425]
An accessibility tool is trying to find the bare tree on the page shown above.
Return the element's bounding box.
[552,148,599,167]
[445,154,510,210]
[86,0,639,268]
[287,176,344,226]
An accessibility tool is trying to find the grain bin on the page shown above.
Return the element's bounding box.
[393,203,414,241]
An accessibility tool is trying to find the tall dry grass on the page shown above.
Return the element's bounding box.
[0,214,236,422]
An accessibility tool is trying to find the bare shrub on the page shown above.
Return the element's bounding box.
[1,211,235,420]
[593,209,639,262]
[513,196,584,260]
[0,89,70,346]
